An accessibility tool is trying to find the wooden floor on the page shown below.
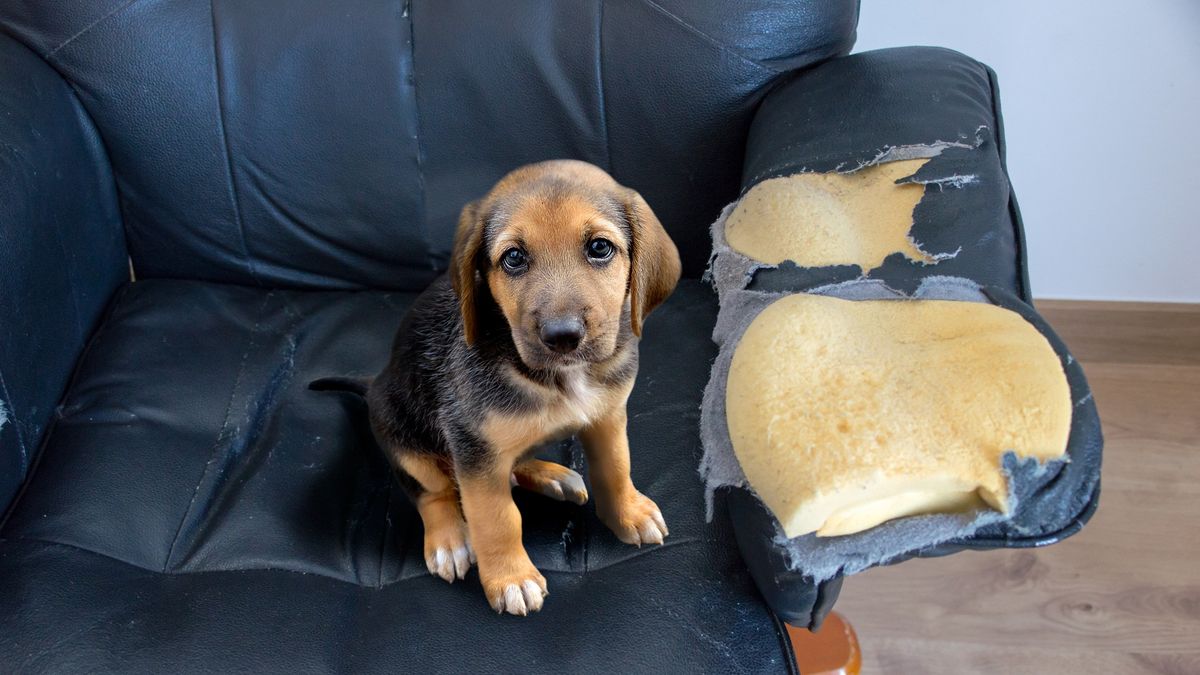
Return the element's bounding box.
[832,300,1200,674]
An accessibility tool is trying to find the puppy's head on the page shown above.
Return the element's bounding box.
[450,160,681,370]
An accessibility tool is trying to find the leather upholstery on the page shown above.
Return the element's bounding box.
[0,33,127,512]
[0,280,797,672]
[0,0,857,286]
[743,46,1028,300]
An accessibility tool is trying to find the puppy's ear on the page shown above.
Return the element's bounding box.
[450,199,485,346]
[624,191,681,337]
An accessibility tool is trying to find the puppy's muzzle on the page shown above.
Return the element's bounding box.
[539,317,585,354]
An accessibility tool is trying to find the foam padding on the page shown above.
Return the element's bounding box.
[725,159,934,272]
[725,293,1071,538]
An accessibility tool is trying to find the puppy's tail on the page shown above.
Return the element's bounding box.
[308,376,372,397]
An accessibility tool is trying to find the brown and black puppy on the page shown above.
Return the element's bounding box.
[367,160,680,615]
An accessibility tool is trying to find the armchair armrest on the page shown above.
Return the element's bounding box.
[743,46,1030,300]
[0,33,127,514]
[723,47,1101,629]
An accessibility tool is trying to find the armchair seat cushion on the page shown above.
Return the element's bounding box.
[0,279,788,672]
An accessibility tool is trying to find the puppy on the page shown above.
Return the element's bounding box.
[360,160,680,615]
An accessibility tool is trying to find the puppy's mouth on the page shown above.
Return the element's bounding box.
[513,330,610,371]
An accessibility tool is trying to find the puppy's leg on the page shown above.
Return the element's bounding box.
[579,405,669,546]
[392,450,473,582]
[512,458,588,505]
[457,459,547,616]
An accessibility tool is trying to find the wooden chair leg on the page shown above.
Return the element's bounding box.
[786,612,862,675]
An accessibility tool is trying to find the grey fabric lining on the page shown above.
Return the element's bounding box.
[699,276,1066,583]
[705,201,765,296]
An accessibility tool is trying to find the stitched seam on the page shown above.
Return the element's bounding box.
[209,0,263,287]
[636,0,781,74]
[577,443,589,572]
[44,0,140,60]
[596,0,613,172]
[769,610,801,675]
[1,25,135,275]
[0,370,29,474]
[3,534,698,584]
[986,64,1032,302]
[377,482,392,589]
[162,291,272,572]
[403,0,434,272]
[8,535,410,585]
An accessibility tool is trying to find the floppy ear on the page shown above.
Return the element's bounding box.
[624,190,681,337]
[449,199,485,346]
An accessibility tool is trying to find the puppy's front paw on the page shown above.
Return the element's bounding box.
[423,520,474,583]
[599,490,669,547]
[481,563,548,616]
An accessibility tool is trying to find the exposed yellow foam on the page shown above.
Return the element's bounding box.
[725,160,933,272]
[725,294,1072,538]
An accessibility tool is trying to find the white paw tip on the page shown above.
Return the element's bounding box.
[638,520,665,546]
[452,546,471,579]
[429,548,456,582]
[652,510,669,536]
[524,579,547,598]
[503,584,528,616]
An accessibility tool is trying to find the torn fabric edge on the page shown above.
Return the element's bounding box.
[698,275,1068,583]
[710,129,988,296]
[833,126,987,174]
[705,201,768,296]
[742,126,989,188]
[901,174,978,190]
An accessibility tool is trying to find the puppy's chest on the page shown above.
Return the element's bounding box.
[546,369,606,431]
[482,369,610,456]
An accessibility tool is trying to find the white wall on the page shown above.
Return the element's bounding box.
[854,1,1200,302]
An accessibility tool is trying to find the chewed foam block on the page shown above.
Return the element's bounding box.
[724,159,935,272]
[725,293,1072,538]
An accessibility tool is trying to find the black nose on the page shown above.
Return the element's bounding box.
[539,318,585,354]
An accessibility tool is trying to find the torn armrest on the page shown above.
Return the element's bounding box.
[713,47,1098,629]
[737,46,1027,298]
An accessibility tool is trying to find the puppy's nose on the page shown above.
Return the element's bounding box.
[539,318,585,354]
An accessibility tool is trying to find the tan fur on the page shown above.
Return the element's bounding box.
[449,200,484,346]
[576,378,668,545]
[395,451,472,581]
[483,190,631,367]
[452,159,680,349]
[512,459,588,505]
[457,470,547,613]
[396,451,454,494]
[481,363,630,461]
[625,191,682,337]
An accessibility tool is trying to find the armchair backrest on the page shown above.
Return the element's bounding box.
[1,0,857,286]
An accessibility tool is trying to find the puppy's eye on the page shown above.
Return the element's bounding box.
[500,247,528,273]
[586,238,615,262]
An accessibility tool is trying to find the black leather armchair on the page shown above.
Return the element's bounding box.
[0,2,1099,671]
